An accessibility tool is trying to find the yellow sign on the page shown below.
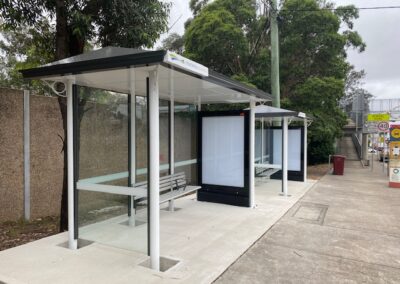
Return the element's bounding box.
[391,128,400,140]
[367,113,390,122]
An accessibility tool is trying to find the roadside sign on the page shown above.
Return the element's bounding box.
[378,122,390,132]
[367,113,390,122]
[389,142,400,188]
[390,124,400,141]
[363,122,378,133]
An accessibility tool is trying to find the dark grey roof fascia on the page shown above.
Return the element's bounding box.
[20,47,271,100]
[42,46,145,66]
[20,49,166,79]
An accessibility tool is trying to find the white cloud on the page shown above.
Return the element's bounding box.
[335,0,400,99]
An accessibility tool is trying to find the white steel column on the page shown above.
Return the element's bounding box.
[249,100,256,208]
[149,69,160,271]
[23,90,30,221]
[303,118,307,182]
[168,68,175,211]
[282,117,288,196]
[67,79,77,250]
[129,68,136,226]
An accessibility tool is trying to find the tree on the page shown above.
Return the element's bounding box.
[0,0,170,230]
[340,67,372,112]
[161,33,185,54]
[0,19,55,91]
[285,77,347,164]
[185,0,261,76]
[185,9,247,75]
[279,0,365,99]
[184,0,368,163]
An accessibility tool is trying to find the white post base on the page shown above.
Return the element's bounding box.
[129,197,136,227]
[168,200,175,212]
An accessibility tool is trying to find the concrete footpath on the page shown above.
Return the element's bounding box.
[216,160,400,283]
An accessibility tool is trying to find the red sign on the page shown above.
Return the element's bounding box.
[378,122,389,132]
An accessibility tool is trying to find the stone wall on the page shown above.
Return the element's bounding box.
[0,89,64,221]
[0,88,24,221]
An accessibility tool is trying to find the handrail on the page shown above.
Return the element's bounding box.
[78,158,197,185]
[352,133,362,160]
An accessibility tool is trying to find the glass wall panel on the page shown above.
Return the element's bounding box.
[135,96,148,183]
[255,119,272,165]
[159,100,170,177]
[174,103,198,185]
[76,85,148,254]
[272,128,302,171]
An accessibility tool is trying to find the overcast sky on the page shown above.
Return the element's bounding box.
[160,0,400,99]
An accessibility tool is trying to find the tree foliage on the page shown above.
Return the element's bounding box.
[185,0,368,164]
[0,19,55,91]
[161,33,185,54]
[0,0,170,60]
[0,0,170,230]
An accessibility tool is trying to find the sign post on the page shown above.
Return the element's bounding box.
[389,124,400,188]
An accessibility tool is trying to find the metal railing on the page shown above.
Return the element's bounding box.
[352,133,362,160]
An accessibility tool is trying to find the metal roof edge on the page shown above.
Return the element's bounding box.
[20,50,167,79]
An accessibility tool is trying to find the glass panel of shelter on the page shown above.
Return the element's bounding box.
[76,85,150,253]
[74,79,199,254]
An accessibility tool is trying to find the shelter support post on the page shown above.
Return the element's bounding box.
[168,68,175,211]
[67,79,77,250]
[362,133,368,161]
[129,68,136,226]
[282,117,288,196]
[249,100,255,208]
[149,69,160,271]
[303,118,307,182]
[23,90,30,221]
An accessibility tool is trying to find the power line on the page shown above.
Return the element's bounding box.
[265,0,400,13]
[278,6,400,12]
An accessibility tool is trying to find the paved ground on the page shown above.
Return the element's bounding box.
[216,159,400,283]
[0,180,314,284]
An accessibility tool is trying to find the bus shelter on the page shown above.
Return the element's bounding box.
[21,47,271,271]
[251,105,310,196]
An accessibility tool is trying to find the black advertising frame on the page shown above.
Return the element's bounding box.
[72,84,79,240]
[146,77,151,256]
[127,94,132,217]
[268,126,305,182]
[197,110,250,207]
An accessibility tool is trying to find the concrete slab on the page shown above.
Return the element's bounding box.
[216,160,400,283]
[0,179,314,284]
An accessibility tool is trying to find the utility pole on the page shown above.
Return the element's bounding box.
[270,0,280,108]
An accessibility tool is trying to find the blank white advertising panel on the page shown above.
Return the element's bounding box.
[272,129,302,171]
[202,116,244,187]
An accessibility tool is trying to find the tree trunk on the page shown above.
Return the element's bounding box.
[58,96,69,232]
[55,1,92,233]
[55,0,70,232]
[55,0,68,61]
